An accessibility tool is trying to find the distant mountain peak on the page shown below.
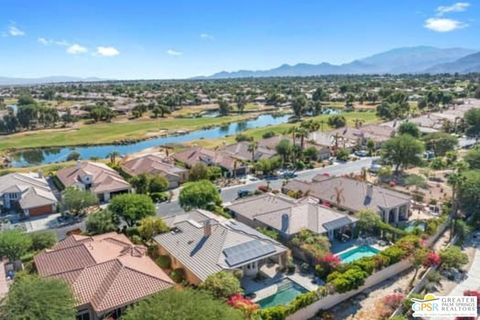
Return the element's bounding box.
[204,46,476,79]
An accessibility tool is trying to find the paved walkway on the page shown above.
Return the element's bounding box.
[448,247,480,296]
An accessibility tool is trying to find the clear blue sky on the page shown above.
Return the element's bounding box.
[0,0,478,79]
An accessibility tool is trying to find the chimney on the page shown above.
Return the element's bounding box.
[204,219,212,237]
[37,171,43,179]
[76,160,81,169]
[366,184,374,198]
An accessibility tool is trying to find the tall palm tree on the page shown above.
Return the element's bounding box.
[107,151,121,164]
[447,168,467,240]
[247,141,258,162]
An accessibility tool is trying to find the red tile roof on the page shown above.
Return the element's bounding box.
[34,232,173,315]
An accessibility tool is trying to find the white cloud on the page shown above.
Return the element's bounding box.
[38,37,72,47]
[38,37,49,45]
[3,24,25,37]
[424,17,467,32]
[96,46,120,57]
[200,33,214,40]
[166,49,182,56]
[66,43,88,54]
[436,2,470,16]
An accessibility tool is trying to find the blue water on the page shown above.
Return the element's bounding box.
[9,114,290,167]
[338,245,380,263]
[404,221,426,233]
[257,280,308,308]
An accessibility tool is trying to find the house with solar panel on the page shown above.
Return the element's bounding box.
[226,193,358,242]
[154,209,288,285]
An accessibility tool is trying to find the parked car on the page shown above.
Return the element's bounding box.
[355,150,369,157]
[237,190,251,198]
[369,163,382,173]
[257,185,269,193]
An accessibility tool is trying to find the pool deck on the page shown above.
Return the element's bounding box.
[244,272,318,303]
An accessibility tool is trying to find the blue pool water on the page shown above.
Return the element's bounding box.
[257,280,308,308]
[404,221,426,233]
[10,114,290,167]
[338,245,380,263]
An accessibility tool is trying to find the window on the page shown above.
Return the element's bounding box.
[76,310,90,320]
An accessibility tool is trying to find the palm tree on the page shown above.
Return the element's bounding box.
[333,187,345,205]
[295,127,309,152]
[447,171,467,240]
[107,151,121,164]
[247,141,258,162]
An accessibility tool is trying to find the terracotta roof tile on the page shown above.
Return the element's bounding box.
[34,233,173,315]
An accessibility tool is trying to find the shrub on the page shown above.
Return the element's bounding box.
[199,271,243,300]
[137,216,169,240]
[382,293,405,309]
[336,148,350,161]
[423,252,441,267]
[352,257,376,275]
[327,266,368,293]
[440,246,468,269]
[150,192,169,203]
[257,227,280,241]
[381,246,406,264]
[170,268,186,283]
[227,294,259,316]
[29,231,57,251]
[155,255,171,269]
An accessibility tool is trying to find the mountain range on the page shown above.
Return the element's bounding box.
[1,46,480,84]
[203,46,480,79]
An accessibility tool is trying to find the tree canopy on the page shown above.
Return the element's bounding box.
[382,134,424,173]
[0,230,32,262]
[398,121,420,138]
[61,187,98,216]
[464,108,480,139]
[86,209,118,235]
[199,271,243,299]
[122,288,244,320]
[108,193,156,226]
[179,180,221,211]
[0,274,76,320]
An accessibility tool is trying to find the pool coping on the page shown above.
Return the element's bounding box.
[334,244,383,262]
[251,276,312,303]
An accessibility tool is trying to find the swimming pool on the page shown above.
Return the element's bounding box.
[338,245,380,263]
[403,221,426,233]
[257,279,308,308]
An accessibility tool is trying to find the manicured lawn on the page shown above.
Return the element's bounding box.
[187,111,379,148]
[0,114,255,151]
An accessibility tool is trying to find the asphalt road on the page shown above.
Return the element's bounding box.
[51,158,374,239]
[156,157,375,217]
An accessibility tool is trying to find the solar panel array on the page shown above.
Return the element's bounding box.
[223,240,276,267]
[323,216,353,231]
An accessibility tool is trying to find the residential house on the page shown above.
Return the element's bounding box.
[34,232,174,320]
[324,124,395,150]
[283,175,412,224]
[226,193,357,241]
[258,135,331,160]
[220,141,276,162]
[154,209,288,285]
[0,172,57,217]
[173,147,247,177]
[56,161,130,202]
[121,154,188,189]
